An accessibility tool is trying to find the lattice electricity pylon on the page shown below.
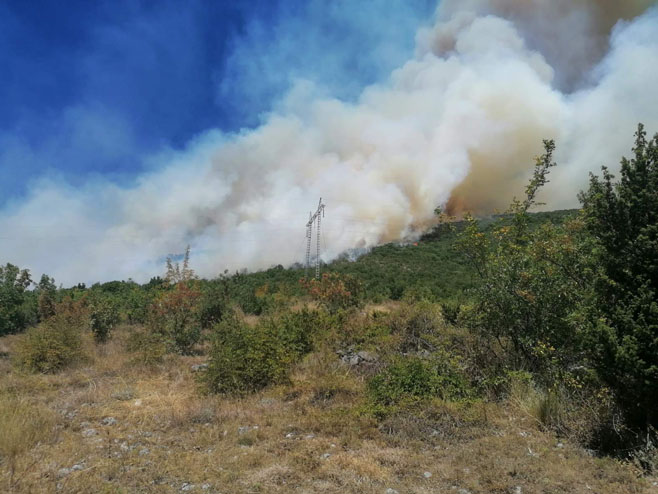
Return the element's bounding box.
[305,198,325,279]
[305,211,312,279]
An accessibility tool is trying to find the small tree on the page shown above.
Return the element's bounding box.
[36,274,57,321]
[15,297,88,373]
[456,141,591,379]
[149,247,201,354]
[165,245,196,284]
[203,311,298,395]
[89,296,120,343]
[0,263,32,335]
[300,272,363,313]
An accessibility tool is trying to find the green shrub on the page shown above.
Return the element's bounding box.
[203,312,292,395]
[14,298,89,373]
[148,281,202,354]
[388,301,443,353]
[301,272,363,313]
[328,311,391,352]
[36,274,57,322]
[401,284,434,303]
[265,308,321,358]
[124,287,152,325]
[439,300,461,325]
[125,329,167,366]
[198,282,229,329]
[579,124,658,428]
[367,352,471,410]
[15,319,85,373]
[89,297,120,342]
[0,263,32,336]
[456,141,589,381]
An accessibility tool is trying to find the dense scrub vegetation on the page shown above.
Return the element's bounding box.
[2,124,658,484]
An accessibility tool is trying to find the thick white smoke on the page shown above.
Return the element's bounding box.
[1,1,658,284]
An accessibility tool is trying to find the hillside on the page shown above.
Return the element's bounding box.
[3,1,658,492]
[198,209,581,307]
[3,202,658,493]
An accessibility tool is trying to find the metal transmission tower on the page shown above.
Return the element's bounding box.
[305,212,313,278]
[305,198,325,279]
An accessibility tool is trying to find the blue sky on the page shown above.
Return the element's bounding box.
[0,0,435,206]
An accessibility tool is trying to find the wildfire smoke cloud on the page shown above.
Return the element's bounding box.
[1,0,657,284]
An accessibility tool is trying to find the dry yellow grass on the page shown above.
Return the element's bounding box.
[1,327,656,493]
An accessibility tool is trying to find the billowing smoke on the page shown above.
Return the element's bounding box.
[1,1,658,284]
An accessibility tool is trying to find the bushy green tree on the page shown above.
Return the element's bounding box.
[579,124,658,427]
[148,281,202,354]
[89,296,120,343]
[15,298,88,373]
[36,274,57,321]
[204,311,291,395]
[124,286,152,324]
[301,272,363,313]
[146,249,202,354]
[203,308,324,395]
[0,263,32,335]
[367,352,471,410]
[456,141,592,379]
[198,277,231,329]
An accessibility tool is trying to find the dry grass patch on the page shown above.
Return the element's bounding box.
[0,327,656,494]
[0,394,57,491]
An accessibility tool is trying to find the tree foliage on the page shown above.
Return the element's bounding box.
[165,245,196,284]
[579,124,658,426]
[456,141,591,379]
[148,281,202,354]
[15,298,88,373]
[300,272,363,313]
[0,263,32,336]
[36,274,57,322]
[89,295,120,343]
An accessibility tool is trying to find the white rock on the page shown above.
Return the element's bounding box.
[385,489,399,494]
[357,350,377,362]
[423,471,432,478]
[102,417,118,426]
